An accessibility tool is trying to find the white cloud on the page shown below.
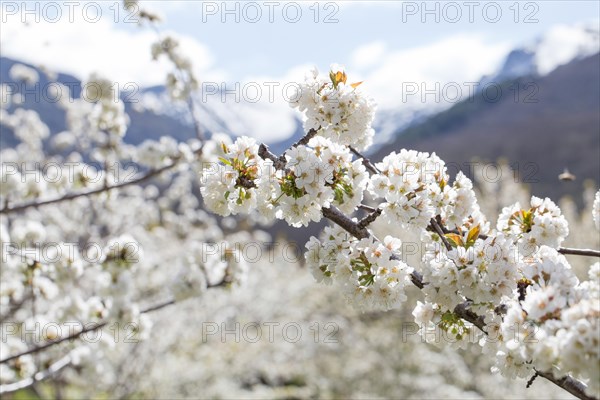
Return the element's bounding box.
[349,35,511,109]
[352,42,387,70]
[0,15,223,86]
[535,22,599,74]
[197,64,316,142]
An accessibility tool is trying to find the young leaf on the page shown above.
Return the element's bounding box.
[466,225,481,248]
[218,157,232,166]
[445,233,463,248]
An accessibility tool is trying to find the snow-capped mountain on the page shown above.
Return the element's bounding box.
[481,22,599,85]
[369,22,600,153]
[2,23,598,154]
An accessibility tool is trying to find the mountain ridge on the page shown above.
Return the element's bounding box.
[372,53,600,205]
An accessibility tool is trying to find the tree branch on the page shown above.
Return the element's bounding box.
[258,143,285,170]
[0,353,72,395]
[429,218,453,251]
[440,227,599,258]
[535,369,595,400]
[286,128,319,151]
[0,150,200,215]
[252,134,597,400]
[358,207,382,229]
[348,146,380,174]
[358,204,378,213]
[322,206,370,240]
[257,129,319,172]
[0,270,233,365]
[557,247,600,258]
[453,301,486,331]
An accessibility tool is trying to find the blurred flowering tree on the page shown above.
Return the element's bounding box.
[1,1,599,399]
[0,2,257,395]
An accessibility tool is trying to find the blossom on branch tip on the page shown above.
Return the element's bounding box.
[289,65,376,151]
[497,196,569,253]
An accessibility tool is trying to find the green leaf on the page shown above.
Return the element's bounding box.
[218,157,231,166]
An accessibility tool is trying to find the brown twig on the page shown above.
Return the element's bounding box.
[557,247,600,257]
[442,228,599,258]
[0,353,72,394]
[535,370,595,400]
[0,149,201,215]
[0,274,233,366]
[348,146,380,174]
[322,206,370,240]
[358,208,382,229]
[429,218,453,251]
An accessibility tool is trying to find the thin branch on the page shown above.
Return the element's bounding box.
[187,96,206,141]
[2,321,101,365]
[535,370,594,400]
[527,371,540,388]
[0,273,230,366]
[442,227,599,258]
[258,143,285,170]
[148,21,206,142]
[286,128,319,152]
[322,206,370,240]
[348,146,380,174]
[358,204,378,213]
[429,218,453,251]
[1,298,173,365]
[0,149,200,215]
[358,207,382,229]
[558,247,600,258]
[258,129,319,171]
[453,301,486,331]
[408,269,425,290]
[0,353,72,395]
[1,166,172,215]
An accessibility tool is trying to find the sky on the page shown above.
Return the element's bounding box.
[1,1,599,141]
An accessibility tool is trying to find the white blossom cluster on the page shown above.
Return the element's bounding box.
[201,135,368,227]
[54,74,131,166]
[0,64,255,392]
[420,231,520,314]
[200,136,262,217]
[1,108,49,153]
[136,136,196,169]
[497,196,569,253]
[368,151,488,234]
[414,235,599,398]
[8,64,39,85]
[368,150,446,232]
[1,226,152,381]
[289,65,376,151]
[305,225,412,310]
[493,249,599,397]
[151,36,198,101]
